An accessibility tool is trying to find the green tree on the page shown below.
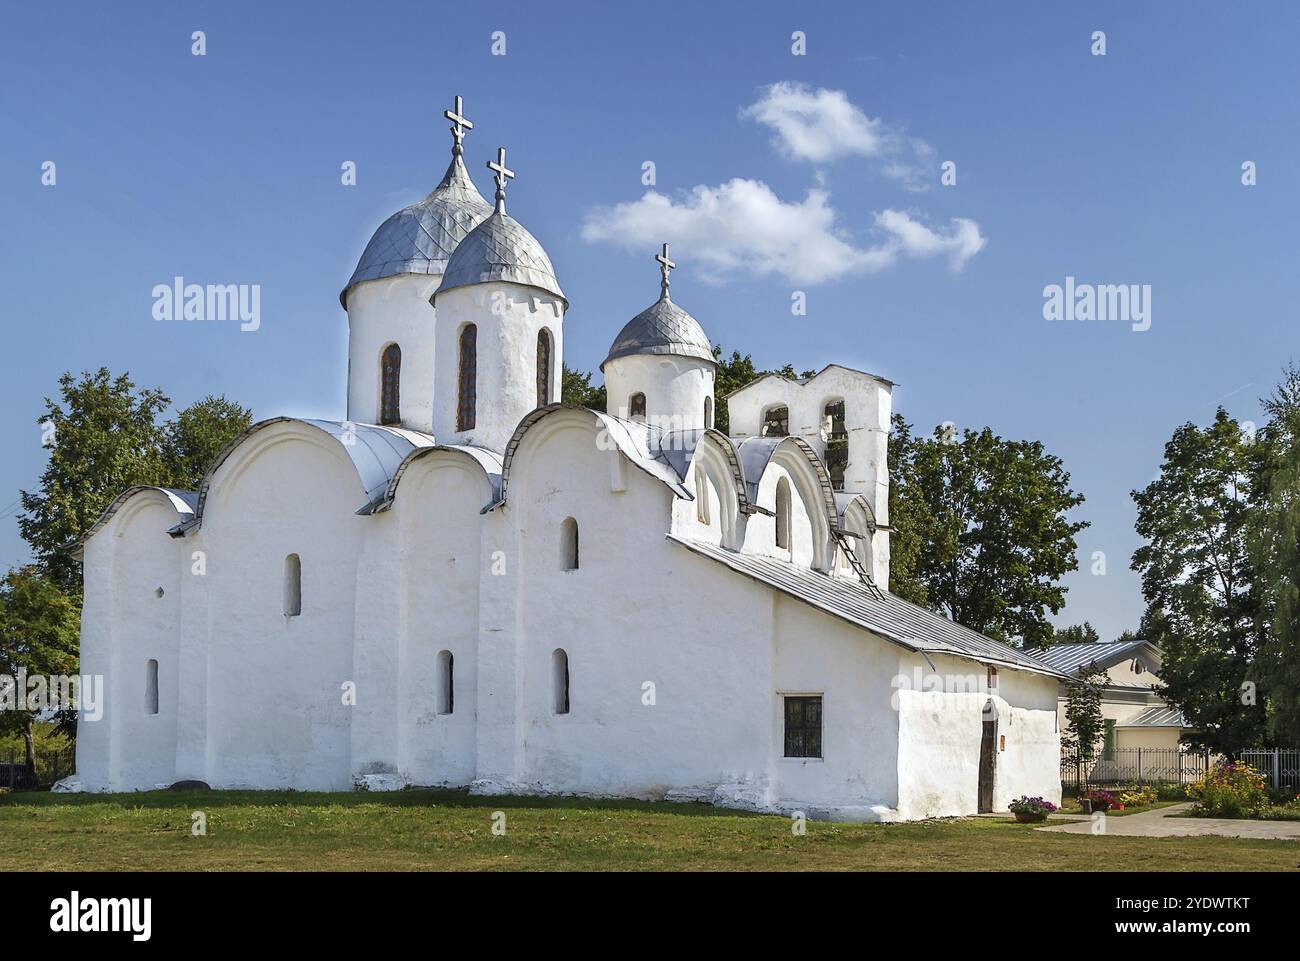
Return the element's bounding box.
[1131,408,1266,754]
[1061,662,1109,776]
[161,395,253,491]
[710,348,758,435]
[1249,364,1300,745]
[19,370,170,592]
[560,364,606,411]
[0,567,81,776]
[888,419,1087,647]
[1054,622,1101,645]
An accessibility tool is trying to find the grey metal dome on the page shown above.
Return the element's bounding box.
[434,208,566,305]
[339,152,492,308]
[602,296,716,371]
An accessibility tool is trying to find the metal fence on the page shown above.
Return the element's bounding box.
[1061,747,1211,789]
[1,745,76,790]
[1239,749,1300,792]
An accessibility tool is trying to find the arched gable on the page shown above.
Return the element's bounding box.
[375,444,503,514]
[181,417,438,533]
[498,403,691,508]
[71,487,198,557]
[736,436,839,571]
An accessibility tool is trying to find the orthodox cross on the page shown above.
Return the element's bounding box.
[487,146,515,212]
[656,242,676,301]
[444,95,473,155]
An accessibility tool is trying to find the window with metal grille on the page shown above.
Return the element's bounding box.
[457,325,477,431]
[380,343,401,425]
[762,405,789,437]
[784,695,822,758]
[536,329,552,407]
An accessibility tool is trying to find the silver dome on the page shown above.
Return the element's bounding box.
[601,296,716,371]
[340,152,492,308]
[434,209,566,305]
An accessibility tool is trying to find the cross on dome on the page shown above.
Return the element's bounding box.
[656,242,676,301]
[487,146,515,213]
[444,95,473,155]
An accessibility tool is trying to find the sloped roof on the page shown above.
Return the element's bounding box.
[1028,638,1152,676]
[670,535,1071,680]
[1117,706,1187,728]
[723,362,896,400]
[70,487,199,555]
[434,208,565,304]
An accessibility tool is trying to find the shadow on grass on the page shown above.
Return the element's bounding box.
[0,786,773,819]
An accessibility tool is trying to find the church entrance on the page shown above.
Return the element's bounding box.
[977,701,997,814]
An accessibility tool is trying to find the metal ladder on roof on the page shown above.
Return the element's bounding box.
[831,528,885,601]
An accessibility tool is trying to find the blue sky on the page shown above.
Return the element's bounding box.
[2,1,1296,641]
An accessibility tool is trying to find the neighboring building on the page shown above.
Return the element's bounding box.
[71,98,1066,821]
[1028,638,1191,755]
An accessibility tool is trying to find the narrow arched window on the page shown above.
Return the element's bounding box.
[629,392,646,421]
[560,517,579,571]
[695,470,710,524]
[457,324,477,431]
[824,399,847,491]
[380,343,401,425]
[283,553,302,617]
[552,649,570,715]
[145,659,159,715]
[775,478,792,550]
[437,650,454,715]
[762,405,789,437]
[536,329,552,407]
[704,395,713,429]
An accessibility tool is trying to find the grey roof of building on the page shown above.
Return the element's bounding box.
[670,536,1071,680]
[70,487,199,555]
[1028,638,1152,676]
[434,208,565,305]
[601,296,716,371]
[1117,706,1187,728]
[340,152,492,307]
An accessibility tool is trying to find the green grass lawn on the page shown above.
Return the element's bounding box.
[2,789,1297,871]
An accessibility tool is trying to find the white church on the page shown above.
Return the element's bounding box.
[73,98,1064,820]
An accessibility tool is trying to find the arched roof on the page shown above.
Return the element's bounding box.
[496,403,691,508]
[602,297,716,371]
[834,491,878,531]
[70,486,199,556]
[433,209,566,305]
[371,444,503,515]
[733,436,839,532]
[653,428,750,512]
[178,417,438,534]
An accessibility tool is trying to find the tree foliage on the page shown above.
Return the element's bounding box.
[1061,662,1109,764]
[1131,408,1267,753]
[888,418,1087,648]
[560,364,606,411]
[1054,622,1101,645]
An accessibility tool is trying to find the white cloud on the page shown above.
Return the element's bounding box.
[581,179,986,285]
[741,82,936,191]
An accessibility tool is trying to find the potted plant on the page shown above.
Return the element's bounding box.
[1008,796,1058,823]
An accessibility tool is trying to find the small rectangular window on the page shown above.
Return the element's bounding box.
[783,695,822,758]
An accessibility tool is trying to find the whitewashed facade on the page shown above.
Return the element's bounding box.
[74,108,1064,819]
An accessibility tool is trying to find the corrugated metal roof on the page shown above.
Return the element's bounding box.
[340,152,491,307]
[1117,706,1187,728]
[1027,638,1150,675]
[669,535,1071,680]
[601,296,715,370]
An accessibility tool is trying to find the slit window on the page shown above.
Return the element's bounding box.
[775,477,792,550]
[783,695,822,758]
[536,329,552,407]
[457,324,477,431]
[437,651,454,715]
[704,395,713,429]
[145,659,159,715]
[380,343,401,425]
[284,553,302,617]
[695,471,710,524]
[553,649,570,715]
[560,517,579,571]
